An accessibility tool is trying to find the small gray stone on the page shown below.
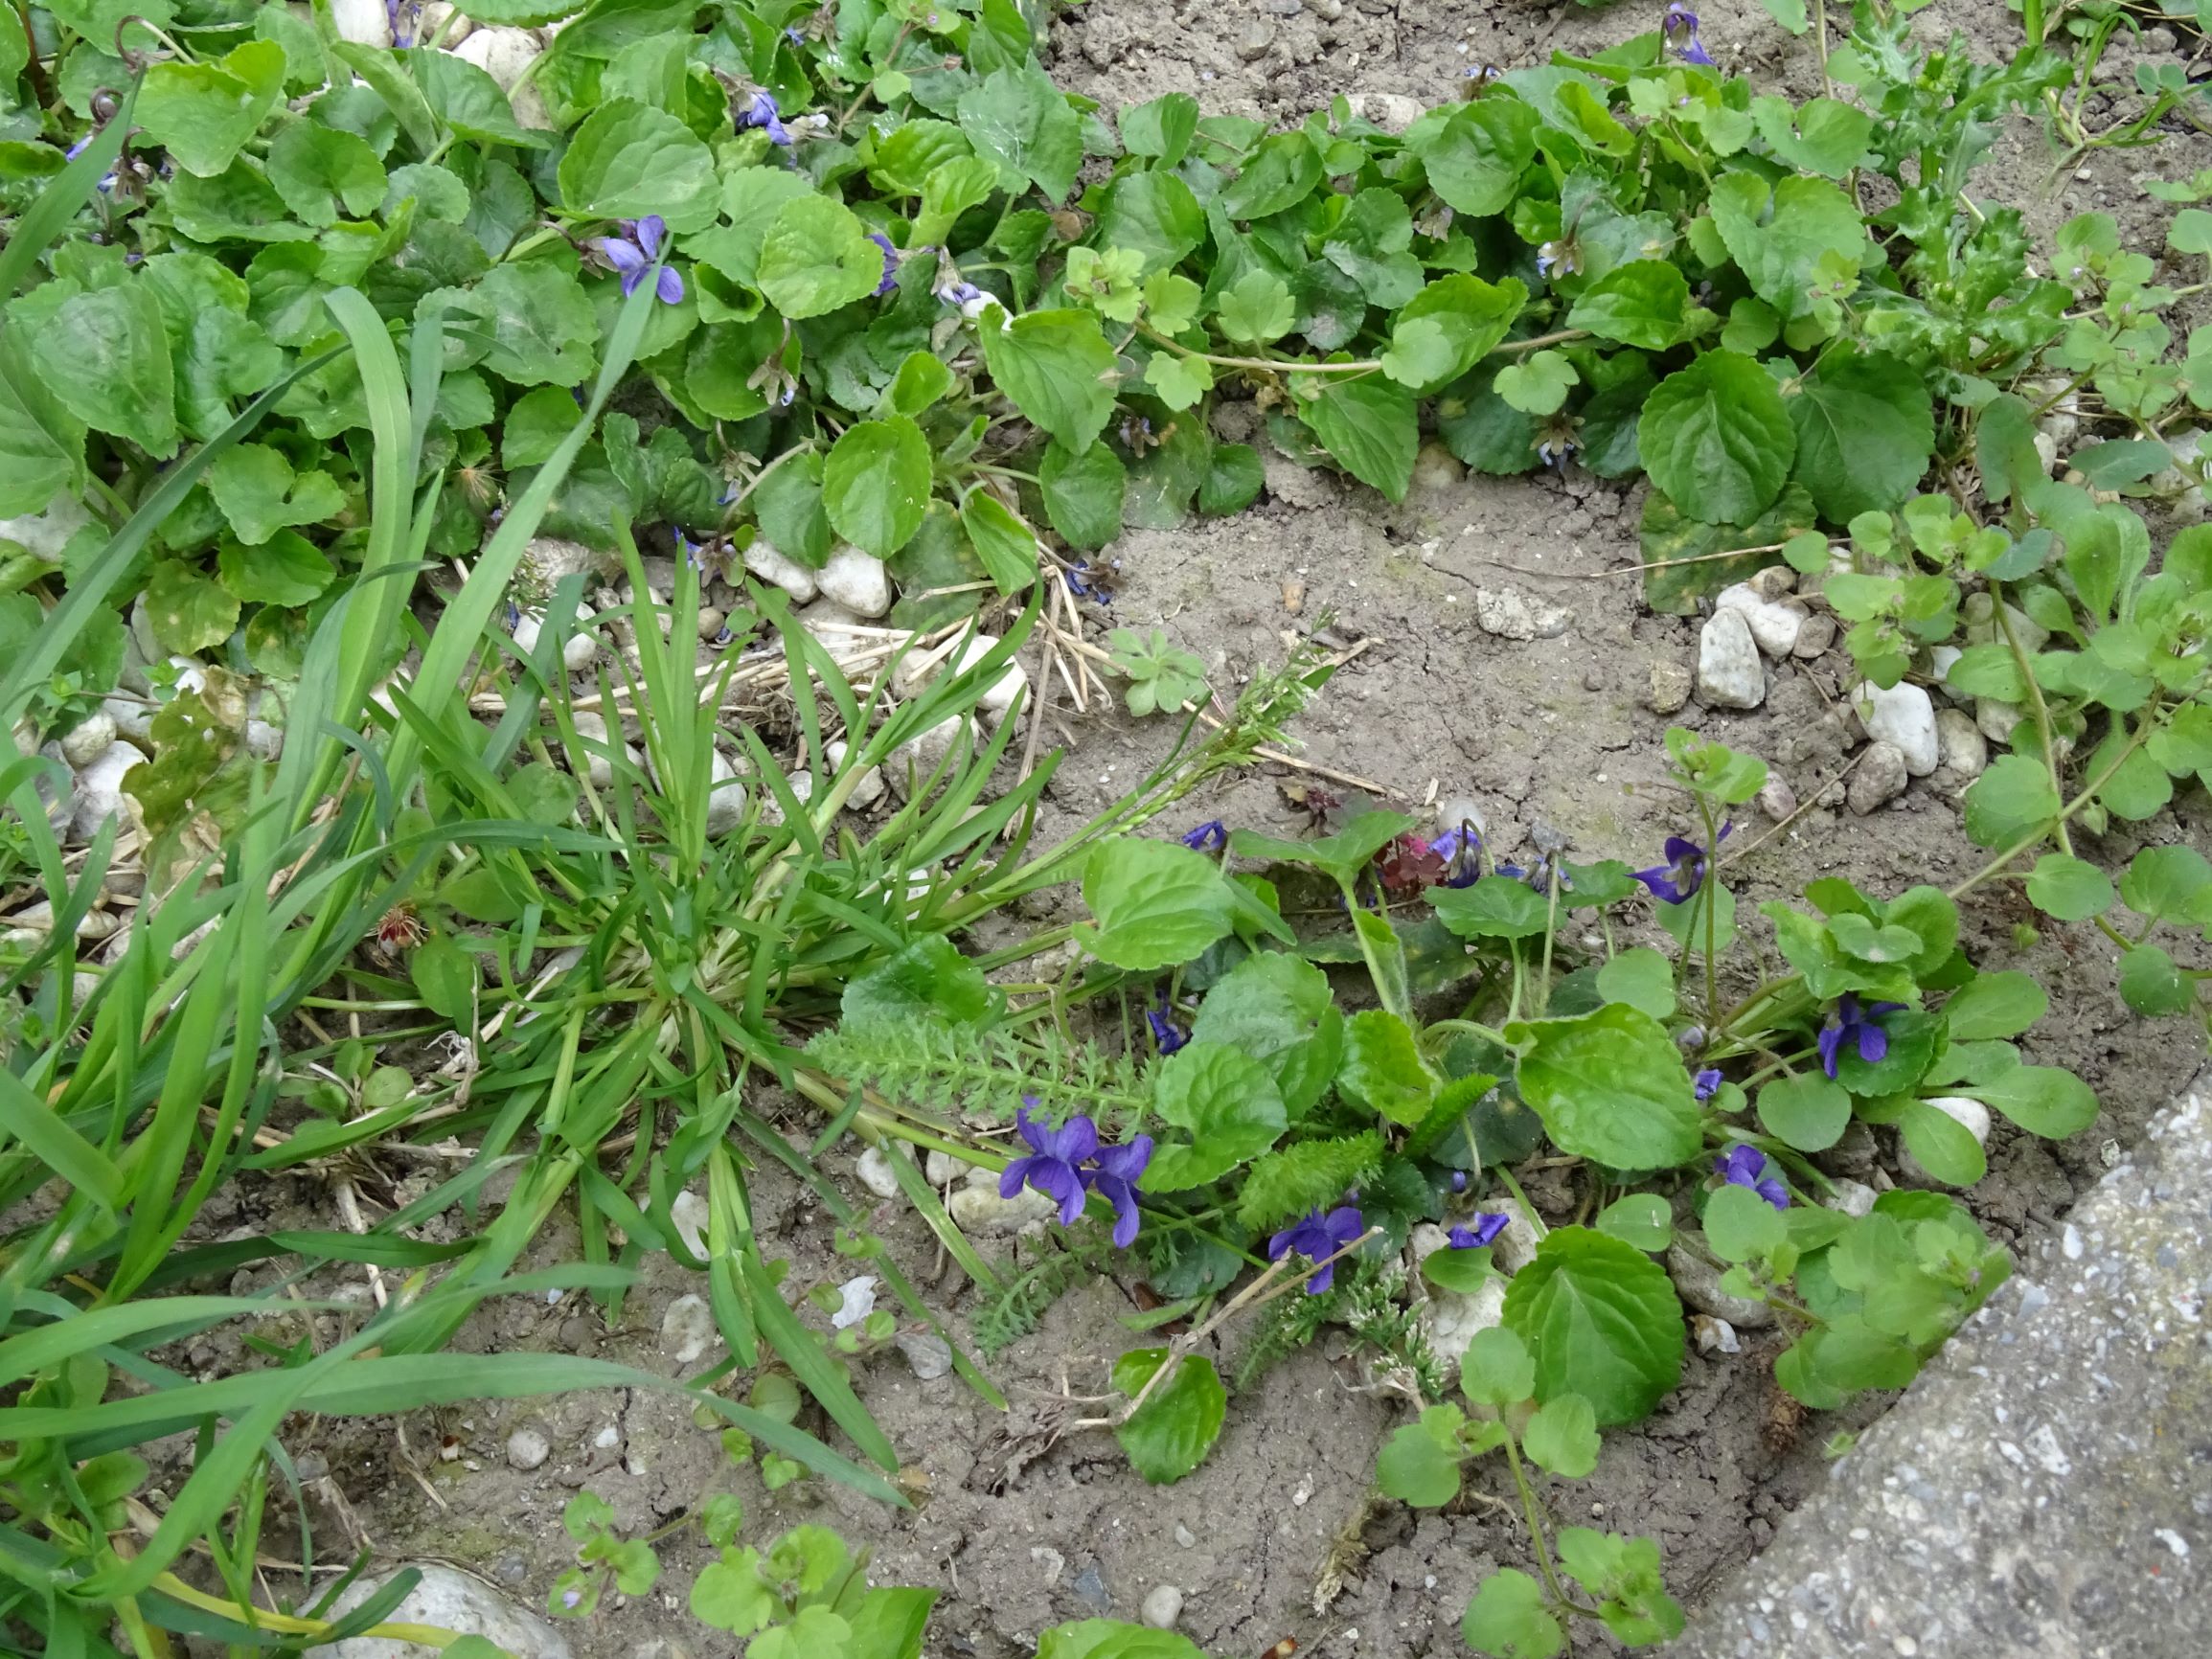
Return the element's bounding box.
[1851,679,1940,776]
[855,1146,901,1199]
[1757,776,1798,823]
[1071,1562,1112,1614]
[1410,440,1463,490]
[308,1564,573,1659]
[659,1293,717,1364]
[58,713,116,768]
[1238,19,1276,58]
[816,545,892,617]
[506,1424,551,1471]
[895,1330,952,1380]
[1350,89,1422,133]
[1648,660,1693,715]
[70,740,148,843]
[1474,587,1538,641]
[1935,707,1987,779]
[1847,741,1908,814]
[1696,609,1766,710]
[1791,611,1837,659]
[1667,1243,1775,1329]
[1174,1522,1197,1549]
[1977,695,2026,747]
[1142,1584,1185,1629]
[947,1181,1059,1236]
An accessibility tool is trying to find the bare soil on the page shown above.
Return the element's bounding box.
[159,6,2212,1658]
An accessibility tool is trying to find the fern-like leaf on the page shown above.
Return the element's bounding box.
[1236,1132,1385,1233]
[807,1019,1150,1126]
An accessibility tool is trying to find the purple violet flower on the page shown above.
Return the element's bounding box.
[1663,2,1718,67]
[1432,823,1481,888]
[1715,1144,1789,1210]
[1268,1205,1365,1295]
[1693,1066,1724,1102]
[737,90,794,147]
[1064,560,1113,602]
[1448,1213,1511,1249]
[867,232,899,297]
[596,216,684,305]
[1631,825,1730,905]
[1450,1170,1470,1193]
[1000,1100,1099,1226]
[1817,994,1904,1079]
[1147,1001,1188,1056]
[1088,1135,1154,1248]
[1180,820,1228,852]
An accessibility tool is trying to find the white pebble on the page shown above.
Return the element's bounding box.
[659,1294,717,1364]
[58,713,116,768]
[505,1425,551,1471]
[1851,679,1940,777]
[742,538,819,603]
[1696,609,1766,710]
[855,1147,901,1199]
[825,739,886,810]
[1141,1585,1184,1630]
[816,545,893,617]
[70,741,148,843]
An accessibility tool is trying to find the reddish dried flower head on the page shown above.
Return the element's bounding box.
[376,905,425,950]
[1377,833,1446,896]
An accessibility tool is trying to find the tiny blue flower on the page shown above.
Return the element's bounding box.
[1450,1170,1470,1193]
[1179,820,1228,852]
[1632,825,1729,905]
[595,216,684,305]
[1147,1000,1188,1056]
[1000,1099,1098,1226]
[1088,1134,1154,1248]
[1663,2,1718,67]
[737,89,794,147]
[1693,1067,1723,1102]
[1268,1205,1366,1294]
[1715,1144,1788,1210]
[867,232,899,297]
[1817,994,1904,1078]
[1448,1213,1510,1249]
[1432,823,1481,888]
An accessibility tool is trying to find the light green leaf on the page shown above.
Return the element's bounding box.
[1520,1393,1600,1478]
[216,530,333,606]
[1960,754,2060,849]
[1144,1041,1288,1191]
[1191,951,1345,1118]
[1966,1065,2099,1137]
[1462,1569,1564,1659]
[756,195,895,319]
[960,491,1038,595]
[1337,1010,1437,1125]
[143,558,240,655]
[1078,837,1241,970]
[1566,261,1693,350]
[1786,349,1934,522]
[1410,98,1541,217]
[1709,170,1865,323]
[1756,1072,1852,1151]
[1502,1227,1683,1425]
[560,98,716,228]
[956,63,1083,200]
[207,443,346,545]
[1111,1350,1226,1484]
[1508,1004,1702,1170]
[823,417,931,557]
[266,122,387,227]
[1038,439,1126,547]
[1752,95,1872,177]
[138,39,285,178]
[1594,947,1675,1019]
[30,284,177,458]
[1302,376,1418,501]
[1215,270,1297,345]
[1493,349,1577,416]
[1638,349,1794,525]
[979,309,1119,453]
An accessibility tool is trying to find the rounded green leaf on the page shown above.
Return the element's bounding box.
[1566,260,1692,351]
[1520,1393,1600,1478]
[1756,1072,1852,1152]
[1702,1184,1787,1262]
[1508,1004,1702,1170]
[1502,1227,1684,1425]
[2118,945,2195,1018]
[1432,875,1550,941]
[1301,376,1419,502]
[1411,99,1540,217]
[978,309,1120,454]
[217,530,333,606]
[1594,1193,1673,1253]
[1110,1350,1226,1484]
[1377,1407,1468,1507]
[1939,970,2048,1041]
[1144,1041,1288,1192]
[756,194,895,319]
[1637,350,1795,525]
[2120,845,2212,921]
[138,39,285,178]
[1337,1009,1436,1125]
[557,99,717,230]
[822,417,931,557]
[1462,1568,1565,1659]
[145,559,239,654]
[1038,438,1127,548]
[2024,853,2113,921]
[1966,1064,2098,1138]
[1594,947,1675,1018]
[1190,951,1344,1117]
[1078,837,1239,971]
[1459,1326,1536,1406]
[1961,754,2061,850]
[31,284,176,458]
[1786,349,1935,522]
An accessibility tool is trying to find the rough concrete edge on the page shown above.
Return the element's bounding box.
[1665,1061,2212,1657]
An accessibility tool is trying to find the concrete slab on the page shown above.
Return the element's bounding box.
[1673,1069,2211,1659]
